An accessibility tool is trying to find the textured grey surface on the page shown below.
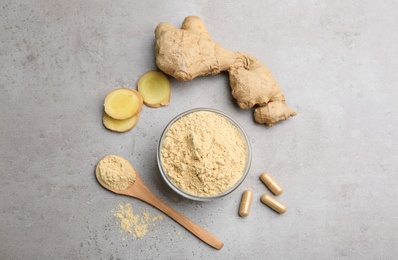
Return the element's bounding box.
[1,1,398,259]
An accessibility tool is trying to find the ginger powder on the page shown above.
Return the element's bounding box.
[114,203,163,239]
[160,111,247,197]
[96,155,136,191]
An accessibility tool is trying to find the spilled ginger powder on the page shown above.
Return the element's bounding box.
[114,203,163,239]
[161,111,247,196]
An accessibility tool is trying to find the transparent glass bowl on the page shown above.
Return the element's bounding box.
[157,108,252,201]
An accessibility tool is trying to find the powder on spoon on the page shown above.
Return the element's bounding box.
[96,155,136,190]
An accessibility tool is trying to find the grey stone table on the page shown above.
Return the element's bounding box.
[1,1,397,259]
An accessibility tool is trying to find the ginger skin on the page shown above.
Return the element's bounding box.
[155,16,296,126]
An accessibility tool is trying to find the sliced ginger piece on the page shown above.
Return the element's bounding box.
[104,88,143,120]
[137,71,171,108]
[103,112,139,132]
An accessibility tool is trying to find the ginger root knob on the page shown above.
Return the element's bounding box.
[155,16,296,126]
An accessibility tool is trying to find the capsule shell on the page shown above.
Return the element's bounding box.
[260,194,287,214]
[239,190,253,217]
[260,172,283,196]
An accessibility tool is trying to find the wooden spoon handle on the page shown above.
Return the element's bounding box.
[133,183,224,250]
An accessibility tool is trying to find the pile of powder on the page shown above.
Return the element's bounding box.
[96,155,136,191]
[160,111,247,196]
[114,203,163,238]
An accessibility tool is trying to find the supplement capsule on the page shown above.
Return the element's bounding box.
[260,194,287,214]
[260,172,283,196]
[239,190,253,217]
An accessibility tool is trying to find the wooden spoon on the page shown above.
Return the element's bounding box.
[95,156,224,250]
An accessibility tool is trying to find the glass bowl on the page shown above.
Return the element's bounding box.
[157,108,252,201]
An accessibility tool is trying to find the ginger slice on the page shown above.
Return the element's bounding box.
[104,88,143,120]
[103,112,139,132]
[137,71,171,108]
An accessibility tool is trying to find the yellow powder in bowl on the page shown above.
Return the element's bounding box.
[96,155,136,191]
[160,110,248,197]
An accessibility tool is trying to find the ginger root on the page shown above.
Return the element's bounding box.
[137,70,171,108]
[155,16,296,126]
